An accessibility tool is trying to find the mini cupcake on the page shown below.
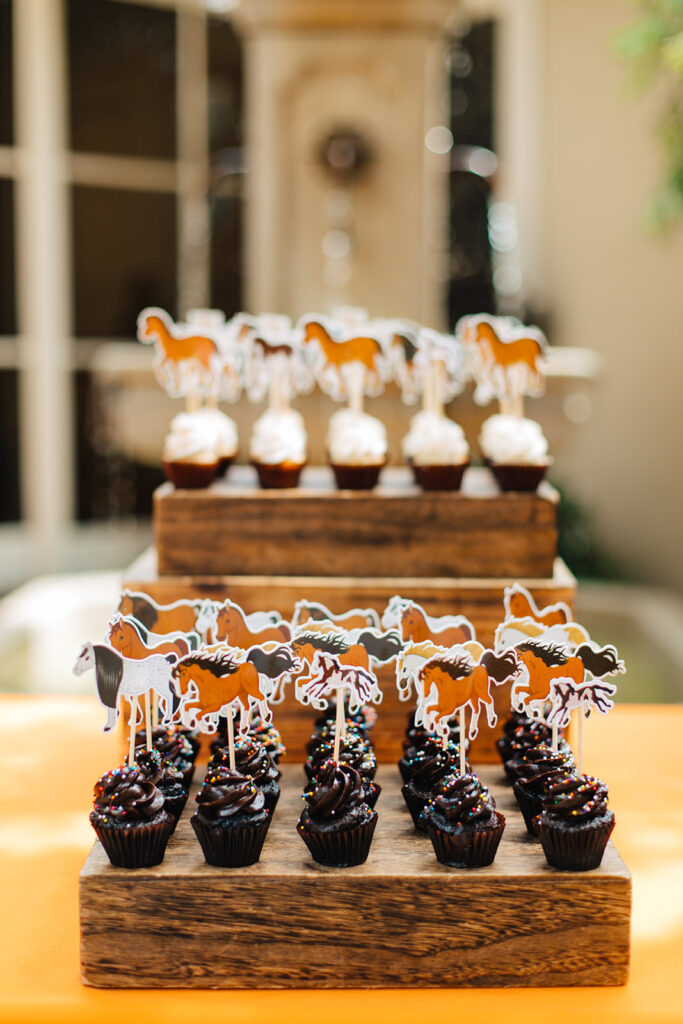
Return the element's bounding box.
[213,715,286,766]
[536,774,615,871]
[249,407,307,488]
[503,722,573,784]
[207,740,281,814]
[135,726,195,790]
[512,744,575,835]
[479,413,552,491]
[90,765,174,868]
[398,733,467,785]
[196,407,238,475]
[306,721,373,756]
[297,760,377,867]
[402,410,470,491]
[495,711,536,765]
[128,747,188,830]
[305,738,380,809]
[191,766,271,868]
[423,772,505,868]
[161,411,219,489]
[327,409,387,490]
[401,745,468,832]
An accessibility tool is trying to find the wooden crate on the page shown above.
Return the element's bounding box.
[80,763,631,989]
[154,466,559,579]
[123,550,576,762]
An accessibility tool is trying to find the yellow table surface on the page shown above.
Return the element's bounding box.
[0,695,681,1023]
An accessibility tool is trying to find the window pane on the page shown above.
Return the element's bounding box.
[208,16,243,154]
[72,185,177,338]
[210,193,242,317]
[0,178,15,335]
[0,369,20,522]
[67,0,176,159]
[0,0,12,146]
[75,370,163,522]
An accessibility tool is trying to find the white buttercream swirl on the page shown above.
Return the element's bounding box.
[327,411,387,466]
[250,408,307,465]
[163,412,218,465]
[479,414,549,465]
[402,410,470,466]
[195,408,238,459]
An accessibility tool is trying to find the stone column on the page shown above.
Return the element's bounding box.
[233,0,458,329]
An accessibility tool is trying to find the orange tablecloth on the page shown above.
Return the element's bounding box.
[0,696,681,1023]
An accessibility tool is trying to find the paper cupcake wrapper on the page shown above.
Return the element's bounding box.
[162,460,218,489]
[491,462,549,492]
[401,784,431,833]
[426,814,505,868]
[536,812,615,871]
[162,791,189,831]
[191,813,271,868]
[298,813,377,868]
[330,463,384,490]
[92,814,174,869]
[512,782,545,836]
[412,461,469,492]
[252,462,305,489]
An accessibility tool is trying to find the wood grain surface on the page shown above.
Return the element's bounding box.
[80,764,631,989]
[123,550,576,762]
[154,466,559,579]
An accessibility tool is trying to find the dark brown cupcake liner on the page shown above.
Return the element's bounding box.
[191,813,271,867]
[411,461,469,492]
[252,461,305,489]
[217,454,235,476]
[298,812,377,867]
[401,784,431,833]
[162,791,189,831]
[512,781,545,836]
[91,813,174,869]
[536,811,615,871]
[491,461,550,492]
[330,463,384,490]
[426,813,505,868]
[162,460,218,489]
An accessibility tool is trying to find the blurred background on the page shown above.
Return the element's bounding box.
[0,0,681,700]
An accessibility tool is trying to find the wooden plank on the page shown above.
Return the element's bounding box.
[154,466,558,579]
[80,763,631,989]
[123,550,576,763]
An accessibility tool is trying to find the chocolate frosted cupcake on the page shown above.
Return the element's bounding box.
[297,761,377,868]
[135,726,196,790]
[307,720,373,756]
[401,745,469,832]
[213,715,286,766]
[399,723,467,783]
[424,773,505,868]
[502,720,568,783]
[512,745,575,835]
[305,737,380,807]
[191,766,270,868]
[207,740,281,814]
[90,765,174,868]
[495,711,535,765]
[536,774,615,871]
[313,701,376,736]
[129,747,188,829]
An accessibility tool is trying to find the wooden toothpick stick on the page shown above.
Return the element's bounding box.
[459,708,466,775]
[144,690,152,749]
[333,687,344,762]
[129,696,137,764]
[227,710,236,771]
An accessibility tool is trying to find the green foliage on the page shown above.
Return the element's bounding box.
[552,480,620,582]
[616,0,683,232]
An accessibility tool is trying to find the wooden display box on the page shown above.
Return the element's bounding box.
[80,764,631,989]
[154,466,559,579]
[123,550,576,762]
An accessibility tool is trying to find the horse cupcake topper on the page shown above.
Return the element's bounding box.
[298,310,389,407]
[241,313,313,406]
[457,313,547,417]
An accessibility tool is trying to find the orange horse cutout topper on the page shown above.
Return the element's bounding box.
[172,643,301,734]
[416,645,520,740]
[106,615,198,661]
[395,638,484,703]
[137,306,229,400]
[291,599,380,632]
[118,590,206,638]
[299,315,388,400]
[503,583,571,628]
[457,313,547,406]
[511,637,625,725]
[210,598,291,649]
[382,595,475,647]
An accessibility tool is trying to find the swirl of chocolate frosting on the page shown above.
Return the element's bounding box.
[501,711,534,738]
[409,745,464,791]
[129,747,185,790]
[431,773,497,826]
[543,774,610,822]
[92,765,165,822]
[513,745,574,791]
[509,720,554,752]
[402,720,461,756]
[208,740,276,785]
[307,721,370,756]
[307,737,376,780]
[302,761,367,822]
[195,766,265,821]
[135,726,193,768]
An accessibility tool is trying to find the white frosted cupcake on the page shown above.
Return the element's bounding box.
[327,410,387,490]
[195,407,238,474]
[162,412,219,489]
[402,411,470,491]
[479,414,551,491]
[249,408,307,488]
